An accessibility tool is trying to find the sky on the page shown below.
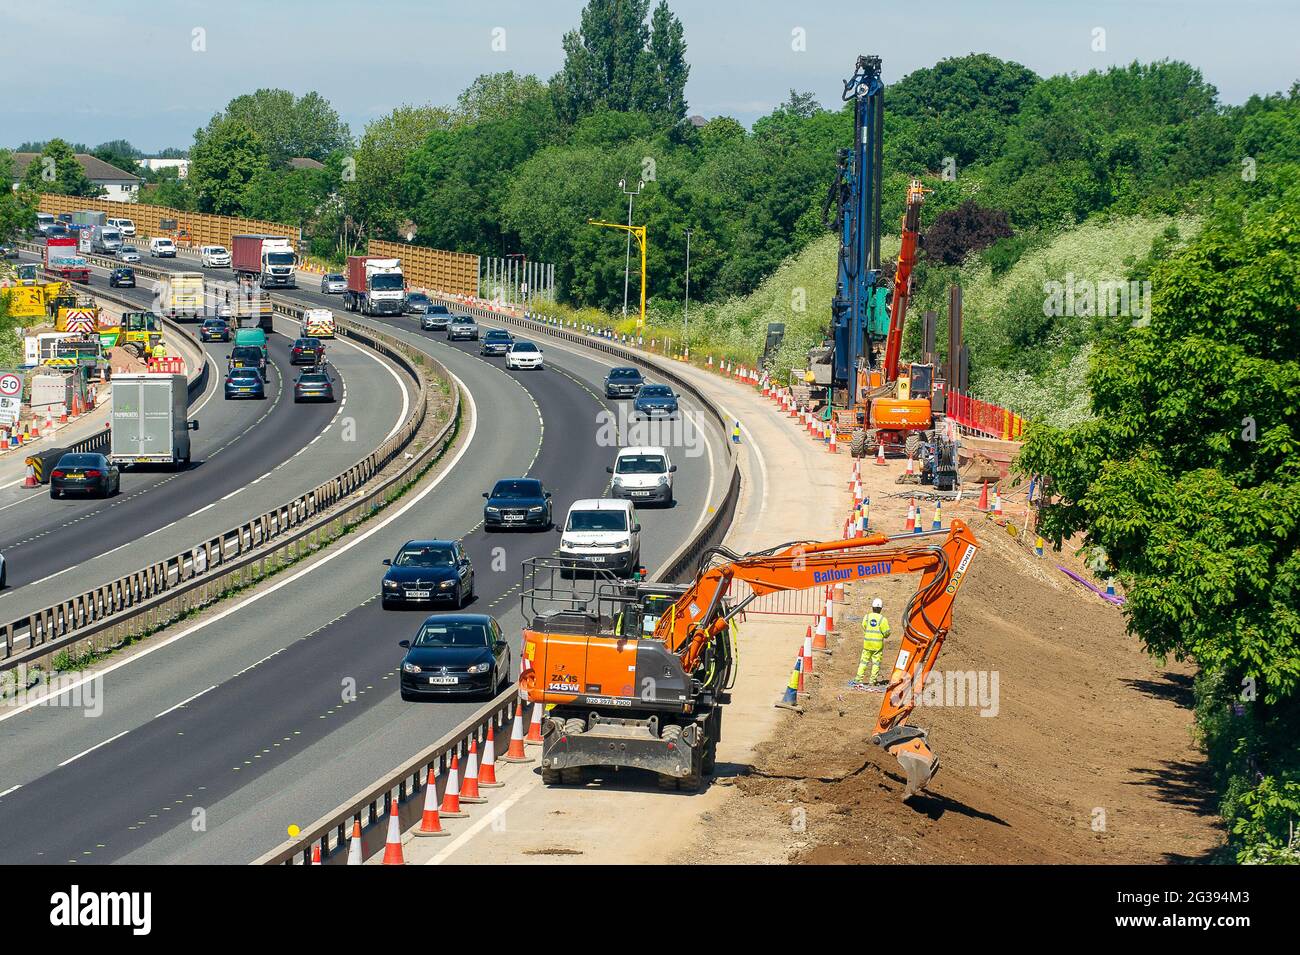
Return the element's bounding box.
[1,0,1296,152]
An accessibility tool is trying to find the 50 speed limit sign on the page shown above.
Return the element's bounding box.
[0,373,21,398]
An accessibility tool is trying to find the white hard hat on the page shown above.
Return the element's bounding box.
[871,597,884,611]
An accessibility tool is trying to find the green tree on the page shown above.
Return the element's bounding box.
[343,105,453,242]
[21,138,100,197]
[455,72,552,126]
[1018,184,1300,859]
[138,166,194,211]
[200,89,350,165]
[91,139,140,176]
[189,119,269,215]
[0,151,38,241]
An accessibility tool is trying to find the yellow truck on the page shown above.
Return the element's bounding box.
[55,296,102,335]
[160,272,205,320]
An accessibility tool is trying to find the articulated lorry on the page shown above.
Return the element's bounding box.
[109,373,197,469]
[231,234,297,289]
[343,255,405,316]
[158,272,206,320]
[44,237,90,283]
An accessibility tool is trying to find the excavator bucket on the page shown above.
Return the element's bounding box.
[888,736,939,798]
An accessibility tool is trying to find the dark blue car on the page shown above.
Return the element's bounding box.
[632,383,679,420]
[482,477,552,530]
[224,367,265,400]
[398,614,511,700]
[479,328,513,356]
[381,539,474,610]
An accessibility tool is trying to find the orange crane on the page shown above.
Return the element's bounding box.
[881,178,930,382]
[519,520,980,796]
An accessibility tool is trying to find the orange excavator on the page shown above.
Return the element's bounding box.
[519,520,980,796]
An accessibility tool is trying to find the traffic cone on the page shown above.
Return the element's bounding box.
[1105,579,1117,597]
[875,442,886,466]
[525,701,544,745]
[848,460,858,491]
[824,588,835,633]
[503,707,533,763]
[802,626,814,677]
[440,754,469,818]
[775,656,801,709]
[479,725,502,787]
[414,766,450,837]
[22,464,37,489]
[812,614,829,653]
[905,500,916,533]
[381,799,405,865]
[310,844,321,865]
[932,500,943,530]
[913,498,923,534]
[905,456,915,477]
[993,489,1004,517]
[460,739,487,803]
[346,819,364,865]
[853,477,863,504]
[977,482,989,510]
[828,429,837,454]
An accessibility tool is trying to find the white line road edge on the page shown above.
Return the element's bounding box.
[0,371,476,725]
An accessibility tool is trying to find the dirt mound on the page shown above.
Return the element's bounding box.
[679,516,1224,864]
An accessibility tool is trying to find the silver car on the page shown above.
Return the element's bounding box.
[320,273,346,294]
[116,246,141,263]
[448,315,479,341]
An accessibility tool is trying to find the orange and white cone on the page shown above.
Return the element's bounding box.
[824,587,835,632]
[414,766,450,837]
[813,612,830,653]
[310,844,321,865]
[993,489,1004,517]
[905,500,916,533]
[828,429,837,454]
[440,754,469,818]
[346,819,364,865]
[503,706,533,763]
[460,739,487,803]
[875,441,886,466]
[479,725,503,787]
[525,701,544,745]
[905,456,915,477]
[381,799,405,865]
[803,626,816,672]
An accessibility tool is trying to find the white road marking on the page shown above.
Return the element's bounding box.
[423,771,542,865]
[58,730,130,767]
[154,685,216,719]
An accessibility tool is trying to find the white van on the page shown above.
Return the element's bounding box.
[107,217,136,236]
[200,245,231,267]
[558,498,641,578]
[149,237,176,258]
[608,446,676,505]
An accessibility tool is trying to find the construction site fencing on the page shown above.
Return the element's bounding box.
[945,389,1027,441]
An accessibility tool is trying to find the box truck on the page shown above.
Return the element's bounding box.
[158,272,206,320]
[109,373,197,468]
[231,234,297,289]
[343,255,404,316]
[44,237,90,283]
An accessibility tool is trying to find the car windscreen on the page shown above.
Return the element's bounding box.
[414,621,489,648]
[203,319,225,327]
[491,480,542,500]
[327,274,344,281]
[407,294,429,303]
[266,252,294,265]
[609,368,642,380]
[639,386,673,398]
[616,455,666,474]
[299,374,328,385]
[485,330,509,339]
[453,317,477,325]
[512,342,538,353]
[425,304,449,314]
[567,510,627,532]
[294,339,319,348]
[228,368,260,380]
[395,545,456,568]
[231,347,261,360]
[58,454,102,468]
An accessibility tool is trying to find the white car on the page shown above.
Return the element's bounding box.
[200,245,231,268]
[608,446,676,505]
[149,237,176,258]
[558,498,641,578]
[505,340,543,370]
[107,217,136,236]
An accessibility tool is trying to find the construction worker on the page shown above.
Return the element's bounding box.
[151,340,168,360]
[854,597,890,687]
[731,420,741,444]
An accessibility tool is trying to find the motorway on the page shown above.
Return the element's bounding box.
[0,253,408,625]
[0,256,727,863]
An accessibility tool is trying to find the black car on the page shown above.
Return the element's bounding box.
[224,367,266,399]
[199,318,231,342]
[293,369,335,403]
[482,477,552,530]
[398,614,511,700]
[381,539,474,610]
[108,266,135,288]
[604,366,644,398]
[50,453,120,499]
[228,345,266,373]
[632,383,680,419]
[405,291,432,314]
[479,328,512,355]
[290,336,324,365]
[420,304,452,331]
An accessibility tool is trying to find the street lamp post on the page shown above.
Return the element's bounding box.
[619,178,644,317]
[683,228,692,358]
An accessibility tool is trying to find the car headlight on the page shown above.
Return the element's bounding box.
[614,540,630,550]
[438,580,455,590]
[611,476,624,486]
[402,661,421,674]
[466,662,491,674]
[383,579,397,589]
[485,506,500,514]
[658,475,670,486]
[528,506,544,514]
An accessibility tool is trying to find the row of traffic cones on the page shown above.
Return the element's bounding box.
[774,591,841,710]
[342,700,548,865]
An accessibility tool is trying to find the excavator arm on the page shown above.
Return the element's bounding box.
[655,520,980,797]
[882,179,929,382]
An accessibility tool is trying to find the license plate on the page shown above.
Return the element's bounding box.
[406,590,430,598]
[67,474,83,481]
[429,676,458,685]
[589,556,605,563]
[632,491,650,497]
[504,514,523,521]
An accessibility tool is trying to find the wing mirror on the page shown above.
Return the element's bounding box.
[482,491,489,498]
[399,639,410,649]
[382,558,391,566]
[669,464,677,472]
[606,466,614,474]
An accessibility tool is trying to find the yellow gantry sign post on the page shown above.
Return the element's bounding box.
[589,219,647,329]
